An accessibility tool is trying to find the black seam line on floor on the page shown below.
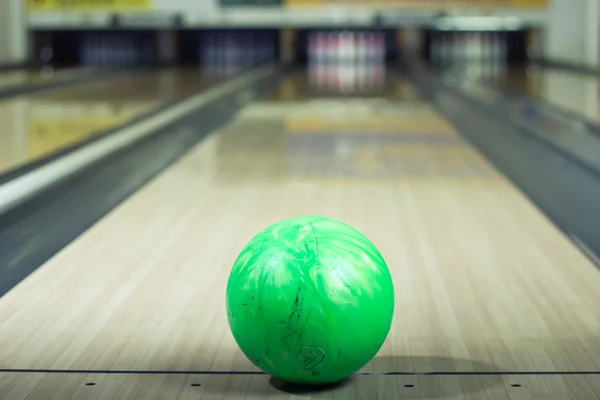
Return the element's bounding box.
[1,369,600,376]
[0,65,144,103]
[402,58,600,268]
[0,66,248,186]
[0,68,286,298]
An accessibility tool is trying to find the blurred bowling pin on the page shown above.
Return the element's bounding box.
[316,32,327,63]
[327,32,338,64]
[338,31,354,63]
[356,31,367,63]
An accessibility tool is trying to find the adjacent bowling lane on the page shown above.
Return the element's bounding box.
[516,65,600,124]
[0,65,241,175]
[1,66,599,400]
[452,61,600,125]
[0,66,99,92]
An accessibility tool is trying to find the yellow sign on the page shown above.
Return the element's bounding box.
[27,0,151,12]
[511,0,547,7]
[285,0,547,8]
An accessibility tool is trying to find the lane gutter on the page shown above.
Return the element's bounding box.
[402,56,600,268]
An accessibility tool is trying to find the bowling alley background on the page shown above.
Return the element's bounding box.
[27,27,533,72]
[1,0,595,163]
[13,0,576,81]
[2,0,594,73]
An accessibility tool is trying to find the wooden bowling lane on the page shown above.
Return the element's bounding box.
[1,70,600,399]
[0,67,229,176]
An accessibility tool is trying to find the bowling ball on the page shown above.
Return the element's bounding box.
[225,216,394,385]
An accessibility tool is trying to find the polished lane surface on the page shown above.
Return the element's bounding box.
[1,67,600,399]
[0,66,237,176]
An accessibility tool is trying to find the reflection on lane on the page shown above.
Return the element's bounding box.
[216,104,496,183]
[262,62,421,103]
[214,71,496,184]
[0,65,245,175]
[308,62,386,94]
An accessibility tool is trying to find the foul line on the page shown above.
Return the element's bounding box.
[1,369,600,376]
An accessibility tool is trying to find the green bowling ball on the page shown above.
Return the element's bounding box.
[225,216,394,385]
